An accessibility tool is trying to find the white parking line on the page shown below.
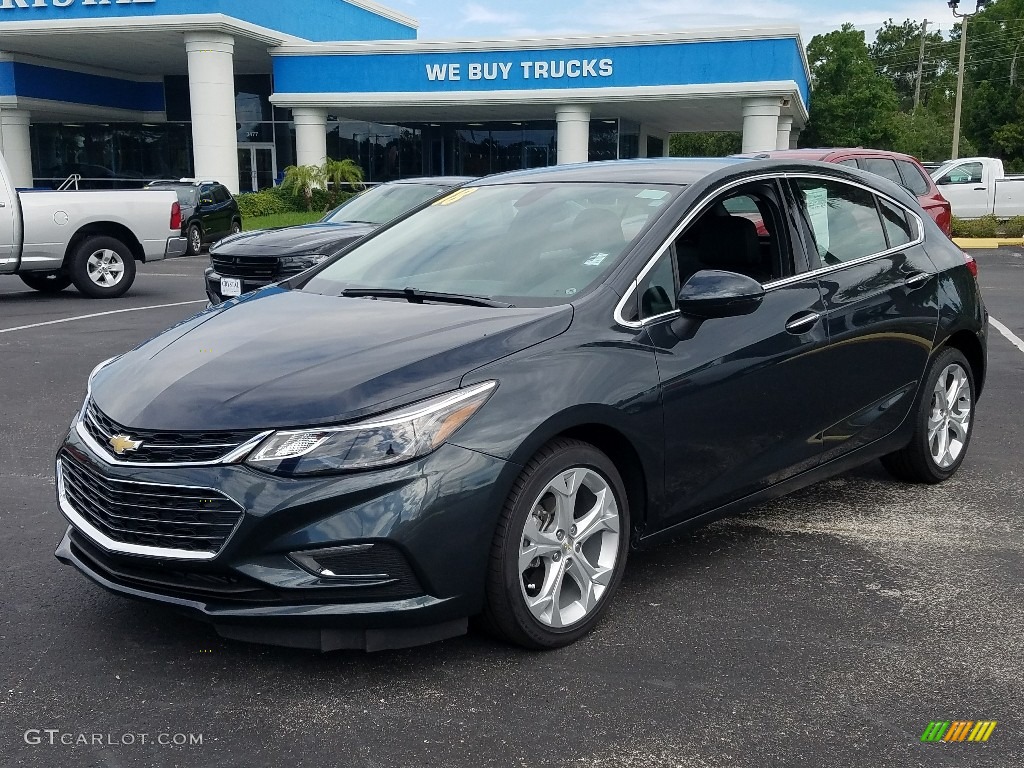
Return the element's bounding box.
[990,316,1024,355]
[0,300,206,335]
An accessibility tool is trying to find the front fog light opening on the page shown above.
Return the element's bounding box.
[287,543,425,595]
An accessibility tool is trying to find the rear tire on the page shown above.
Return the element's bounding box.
[186,224,203,256]
[230,219,242,235]
[881,347,975,484]
[19,272,72,293]
[482,438,630,649]
[68,235,137,299]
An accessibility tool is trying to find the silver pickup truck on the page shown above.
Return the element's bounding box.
[0,152,187,298]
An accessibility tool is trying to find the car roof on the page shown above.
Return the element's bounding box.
[747,148,925,164]
[474,158,750,186]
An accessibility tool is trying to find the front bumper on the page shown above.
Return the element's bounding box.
[165,236,189,259]
[54,430,516,650]
[204,266,275,304]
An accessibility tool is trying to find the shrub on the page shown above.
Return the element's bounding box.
[951,215,999,238]
[236,188,297,218]
[1004,215,1024,238]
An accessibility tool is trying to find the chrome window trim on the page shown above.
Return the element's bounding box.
[75,418,272,468]
[613,171,926,329]
[56,458,245,561]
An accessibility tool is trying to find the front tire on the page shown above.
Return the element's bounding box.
[483,438,630,649]
[881,347,975,484]
[68,236,137,299]
[19,272,72,293]
[230,219,242,235]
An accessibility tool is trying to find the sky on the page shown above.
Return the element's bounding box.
[392,0,959,42]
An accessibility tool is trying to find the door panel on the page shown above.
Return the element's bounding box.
[254,148,275,191]
[935,161,988,218]
[816,251,938,461]
[650,278,828,528]
[0,167,19,271]
[238,149,255,194]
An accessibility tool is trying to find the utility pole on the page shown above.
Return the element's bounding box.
[950,0,991,160]
[914,19,929,111]
[953,14,968,159]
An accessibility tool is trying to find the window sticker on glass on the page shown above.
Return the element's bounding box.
[432,187,479,206]
[803,187,830,255]
[636,189,670,200]
[584,253,609,266]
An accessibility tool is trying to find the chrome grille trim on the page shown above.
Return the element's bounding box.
[77,400,271,468]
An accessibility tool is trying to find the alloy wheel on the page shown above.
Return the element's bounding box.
[190,227,202,253]
[928,362,972,469]
[519,467,621,628]
[86,250,126,288]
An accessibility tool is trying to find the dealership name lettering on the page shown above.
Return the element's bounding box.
[0,0,154,9]
[426,58,614,82]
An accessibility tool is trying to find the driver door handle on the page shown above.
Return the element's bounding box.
[785,311,821,334]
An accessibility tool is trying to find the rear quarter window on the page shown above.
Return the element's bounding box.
[859,157,904,187]
[896,160,932,196]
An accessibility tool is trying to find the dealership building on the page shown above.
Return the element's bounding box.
[0,0,811,193]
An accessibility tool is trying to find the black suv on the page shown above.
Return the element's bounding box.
[146,180,242,256]
[205,177,471,303]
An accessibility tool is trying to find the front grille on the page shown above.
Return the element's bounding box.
[59,451,244,555]
[211,254,281,279]
[83,399,262,464]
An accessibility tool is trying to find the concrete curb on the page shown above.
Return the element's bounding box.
[953,237,1024,249]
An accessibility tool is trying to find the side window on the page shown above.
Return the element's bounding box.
[213,186,231,204]
[199,184,214,203]
[879,199,914,248]
[673,185,791,286]
[938,162,982,185]
[792,179,889,265]
[638,252,677,320]
[896,160,931,196]
[837,159,859,168]
[859,157,904,187]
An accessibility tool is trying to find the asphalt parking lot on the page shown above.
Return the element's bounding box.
[1,250,1022,768]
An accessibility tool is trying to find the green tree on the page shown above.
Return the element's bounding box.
[321,158,365,206]
[870,19,952,112]
[669,132,743,157]
[961,0,1024,169]
[802,24,900,148]
[280,164,325,212]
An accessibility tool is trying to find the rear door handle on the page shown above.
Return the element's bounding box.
[904,272,932,289]
[785,311,821,334]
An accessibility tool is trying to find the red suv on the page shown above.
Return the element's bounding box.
[752,149,952,237]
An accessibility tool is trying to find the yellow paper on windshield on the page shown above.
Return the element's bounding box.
[433,187,479,206]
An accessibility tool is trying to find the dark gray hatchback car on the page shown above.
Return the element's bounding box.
[56,159,986,652]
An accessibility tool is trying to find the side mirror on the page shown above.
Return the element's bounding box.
[676,269,765,319]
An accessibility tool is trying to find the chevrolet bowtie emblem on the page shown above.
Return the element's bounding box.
[109,434,143,455]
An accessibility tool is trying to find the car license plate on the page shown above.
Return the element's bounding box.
[221,277,242,297]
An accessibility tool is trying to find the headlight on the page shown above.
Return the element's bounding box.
[279,254,329,271]
[245,380,497,476]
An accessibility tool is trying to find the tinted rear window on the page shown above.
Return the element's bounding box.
[896,160,932,196]
[859,157,904,187]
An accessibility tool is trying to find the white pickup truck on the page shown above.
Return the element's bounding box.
[0,152,187,298]
[931,156,1024,220]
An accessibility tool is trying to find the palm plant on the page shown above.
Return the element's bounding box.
[321,158,365,206]
[280,164,325,212]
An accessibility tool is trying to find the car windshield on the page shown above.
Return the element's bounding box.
[323,182,453,226]
[303,182,681,306]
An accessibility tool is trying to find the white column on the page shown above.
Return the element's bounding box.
[555,105,591,165]
[293,107,329,168]
[789,129,801,150]
[184,32,239,193]
[776,115,794,151]
[0,108,33,188]
[741,97,782,154]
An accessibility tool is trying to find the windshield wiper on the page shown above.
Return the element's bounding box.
[341,287,513,308]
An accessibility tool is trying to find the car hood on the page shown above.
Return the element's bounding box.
[212,222,377,257]
[90,287,573,431]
